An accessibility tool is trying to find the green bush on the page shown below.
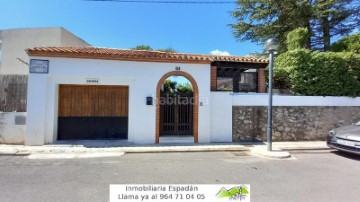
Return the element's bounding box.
[274,49,360,96]
[331,32,360,53]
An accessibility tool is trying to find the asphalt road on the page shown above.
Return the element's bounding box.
[0,150,359,202]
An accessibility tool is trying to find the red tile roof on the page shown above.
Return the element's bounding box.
[26,47,268,64]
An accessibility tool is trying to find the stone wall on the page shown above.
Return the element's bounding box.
[233,106,360,141]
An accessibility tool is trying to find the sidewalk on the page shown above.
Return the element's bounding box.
[0,141,328,159]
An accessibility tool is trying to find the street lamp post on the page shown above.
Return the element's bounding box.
[264,38,279,151]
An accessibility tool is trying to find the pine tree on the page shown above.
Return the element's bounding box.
[230,0,313,52]
[311,0,360,51]
[230,0,359,52]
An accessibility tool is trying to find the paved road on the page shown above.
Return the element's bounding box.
[0,150,359,202]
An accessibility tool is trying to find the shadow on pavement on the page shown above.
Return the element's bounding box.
[331,150,360,160]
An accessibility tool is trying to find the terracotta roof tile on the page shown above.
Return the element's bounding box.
[26,47,268,64]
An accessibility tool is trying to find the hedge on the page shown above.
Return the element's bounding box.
[274,49,360,96]
[331,32,360,54]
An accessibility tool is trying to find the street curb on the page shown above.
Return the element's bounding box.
[250,148,291,159]
[122,148,249,153]
[0,151,30,156]
[0,147,328,154]
[26,152,126,159]
[281,148,331,151]
[0,152,16,156]
[251,153,291,159]
[0,143,328,157]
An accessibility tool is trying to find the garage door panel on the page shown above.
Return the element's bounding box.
[58,117,128,140]
[79,87,90,117]
[90,86,98,117]
[114,87,128,117]
[58,85,129,140]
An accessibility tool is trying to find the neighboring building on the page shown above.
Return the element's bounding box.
[0,27,90,75]
[25,47,268,145]
[0,27,90,112]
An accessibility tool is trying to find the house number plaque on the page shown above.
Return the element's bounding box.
[29,59,49,74]
[86,78,99,84]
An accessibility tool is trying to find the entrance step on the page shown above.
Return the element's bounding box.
[159,136,194,144]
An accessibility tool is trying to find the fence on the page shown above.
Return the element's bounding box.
[0,75,28,112]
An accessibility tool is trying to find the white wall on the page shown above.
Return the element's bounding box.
[60,28,90,47]
[0,112,26,144]
[26,57,211,145]
[232,94,360,106]
[0,27,89,75]
[210,92,232,142]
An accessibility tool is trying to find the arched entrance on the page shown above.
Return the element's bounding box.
[156,71,199,143]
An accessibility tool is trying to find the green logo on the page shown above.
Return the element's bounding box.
[216,186,249,201]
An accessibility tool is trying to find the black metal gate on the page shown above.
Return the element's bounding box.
[160,92,193,136]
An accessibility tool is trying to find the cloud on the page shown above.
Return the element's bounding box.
[210,50,230,56]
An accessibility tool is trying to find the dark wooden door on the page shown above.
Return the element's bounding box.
[160,92,193,136]
[58,85,129,140]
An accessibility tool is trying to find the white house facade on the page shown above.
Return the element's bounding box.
[24,47,268,145]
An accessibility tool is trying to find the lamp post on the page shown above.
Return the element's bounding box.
[264,38,279,151]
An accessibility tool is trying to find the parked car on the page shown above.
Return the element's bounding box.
[327,121,360,155]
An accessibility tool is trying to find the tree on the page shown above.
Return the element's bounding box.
[177,83,193,94]
[230,0,313,52]
[286,27,311,50]
[131,45,153,51]
[311,0,360,51]
[230,0,359,52]
[162,80,193,94]
[131,45,176,53]
[156,48,177,53]
[162,80,177,94]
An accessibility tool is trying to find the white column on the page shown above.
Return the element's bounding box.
[25,74,48,145]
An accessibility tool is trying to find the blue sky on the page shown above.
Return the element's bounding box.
[0,0,263,56]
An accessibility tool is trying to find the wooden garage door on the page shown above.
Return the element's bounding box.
[58,85,129,140]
